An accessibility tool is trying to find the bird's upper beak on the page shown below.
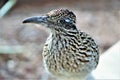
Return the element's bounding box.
[22,16,48,24]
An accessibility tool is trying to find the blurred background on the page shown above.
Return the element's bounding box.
[0,0,120,80]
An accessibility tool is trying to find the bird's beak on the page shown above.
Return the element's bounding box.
[22,16,48,24]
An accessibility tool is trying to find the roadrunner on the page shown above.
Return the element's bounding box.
[23,9,99,80]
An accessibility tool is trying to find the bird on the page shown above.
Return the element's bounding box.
[22,9,99,80]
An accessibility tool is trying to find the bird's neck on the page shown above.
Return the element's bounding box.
[50,29,80,45]
[50,28,79,37]
[47,29,81,56]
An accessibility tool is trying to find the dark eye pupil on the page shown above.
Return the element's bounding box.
[59,19,65,23]
[59,19,76,29]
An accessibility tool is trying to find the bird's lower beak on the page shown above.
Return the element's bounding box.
[22,16,48,24]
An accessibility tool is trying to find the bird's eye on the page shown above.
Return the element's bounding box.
[65,19,71,23]
[59,18,71,23]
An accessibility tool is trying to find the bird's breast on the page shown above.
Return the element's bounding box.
[42,33,98,77]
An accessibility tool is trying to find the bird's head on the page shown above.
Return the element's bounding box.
[23,9,77,33]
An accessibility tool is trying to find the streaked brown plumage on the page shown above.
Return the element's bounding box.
[23,9,99,80]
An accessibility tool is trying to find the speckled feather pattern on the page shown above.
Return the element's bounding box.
[43,30,99,79]
[23,9,99,80]
[41,9,99,80]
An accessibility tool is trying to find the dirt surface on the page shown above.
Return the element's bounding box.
[0,0,120,80]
